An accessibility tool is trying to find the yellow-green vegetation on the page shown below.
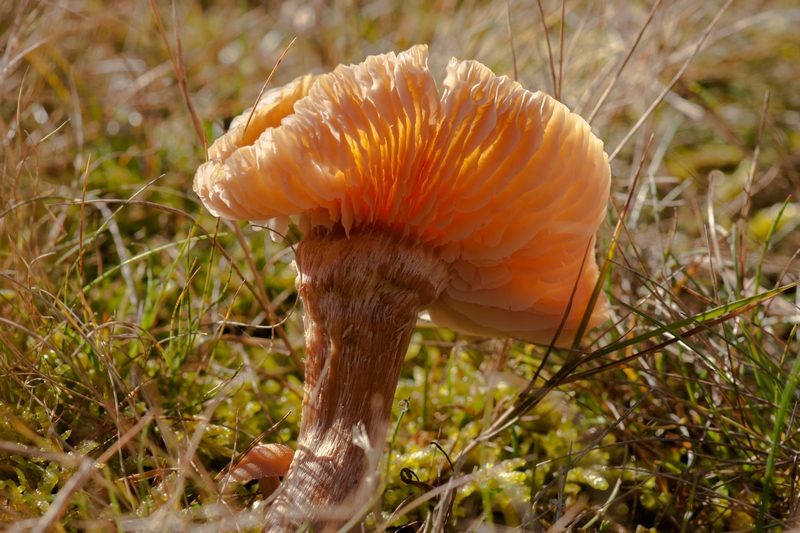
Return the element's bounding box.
[1,0,799,531]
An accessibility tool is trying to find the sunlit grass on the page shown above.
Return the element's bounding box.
[1,0,799,531]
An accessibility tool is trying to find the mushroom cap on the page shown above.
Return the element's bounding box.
[194,45,610,346]
[228,443,295,482]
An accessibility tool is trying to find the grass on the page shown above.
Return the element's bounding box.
[1,0,800,531]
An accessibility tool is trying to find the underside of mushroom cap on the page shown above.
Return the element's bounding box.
[193,45,611,346]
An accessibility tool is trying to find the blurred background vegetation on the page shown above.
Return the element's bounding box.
[1,0,799,531]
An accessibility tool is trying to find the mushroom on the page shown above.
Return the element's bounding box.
[227,443,295,499]
[194,45,610,532]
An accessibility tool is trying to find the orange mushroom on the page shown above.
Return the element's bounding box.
[194,45,610,532]
[226,443,294,499]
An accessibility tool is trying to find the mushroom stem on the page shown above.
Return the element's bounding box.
[264,226,448,532]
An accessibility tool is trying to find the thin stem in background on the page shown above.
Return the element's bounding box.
[535,0,558,99]
[557,0,565,101]
[505,0,518,81]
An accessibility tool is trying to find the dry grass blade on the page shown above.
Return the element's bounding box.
[572,134,655,349]
[78,153,90,277]
[535,0,558,99]
[148,0,206,151]
[482,280,797,442]
[557,0,565,101]
[231,223,303,373]
[742,93,772,202]
[170,0,205,152]
[738,90,771,289]
[744,92,772,217]
[568,283,798,383]
[758,324,800,528]
[547,492,589,532]
[0,441,83,466]
[608,0,733,161]
[586,0,663,124]
[242,38,297,139]
[0,0,32,90]
[505,0,518,81]
[529,238,593,388]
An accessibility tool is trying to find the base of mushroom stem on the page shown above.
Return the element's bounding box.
[262,226,449,533]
